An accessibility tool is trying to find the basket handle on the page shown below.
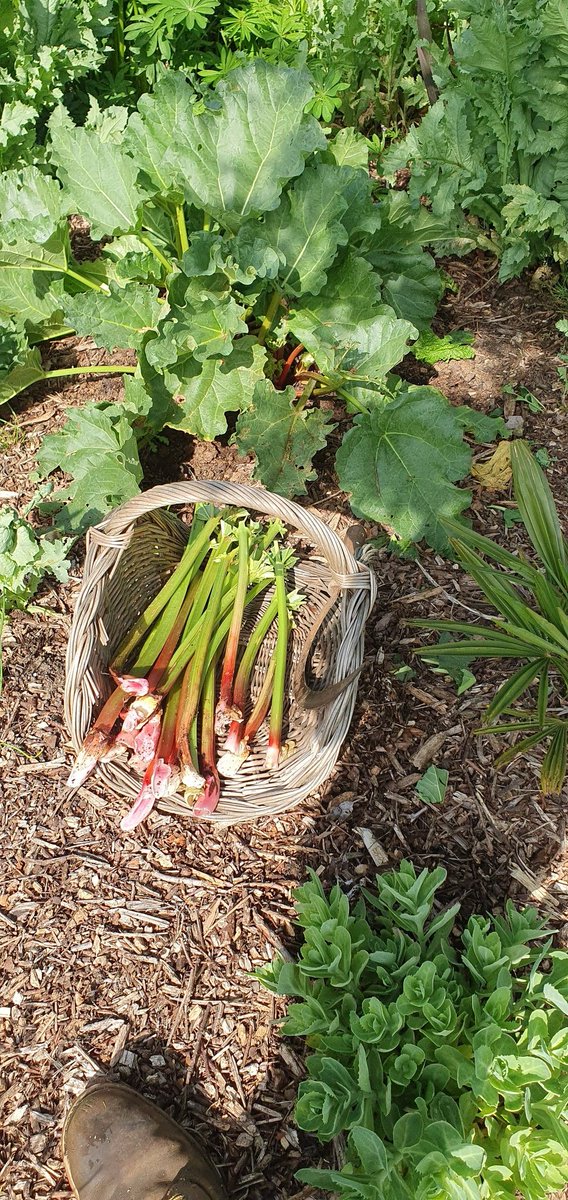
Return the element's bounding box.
[94,481,367,587]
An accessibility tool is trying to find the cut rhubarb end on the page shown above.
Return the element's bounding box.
[193,774,220,816]
[180,761,205,790]
[66,753,98,788]
[224,721,243,755]
[266,743,280,771]
[117,675,150,697]
[133,715,161,764]
[120,785,156,831]
[151,759,181,799]
[217,748,248,777]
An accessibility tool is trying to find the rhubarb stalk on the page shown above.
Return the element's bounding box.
[217,521,249,724]
[224,592,279,754]
[112,513,221,673]
[267,556,289,771]
[176,553,227,782]
[67,685,129,787]
[193,658,221,816]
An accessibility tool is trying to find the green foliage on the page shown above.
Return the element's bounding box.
[259,859,568,1200]
[335,386,504,552]
[0,503,71,610]
[1,63,472,542]
[0,0,114,168]
[412,441,568,793]
[415,764,448,803]
[384,0,568,280]
[413,329,475,365]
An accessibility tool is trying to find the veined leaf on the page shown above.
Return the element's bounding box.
[61,282,163,353]
[0,166,64,243]
[135,62,326,230]
[49,112,146,239]
[36,402,143,533]
[236,379,333,497]
[336,386,473,550]
[312,312,417,408]
[260,164,349,298]
[163,336,266,439]
[287,255,383,346]
[372,250,443,330]
[146,295,247,368]
[416,765,449,805]
[0,346,46,406]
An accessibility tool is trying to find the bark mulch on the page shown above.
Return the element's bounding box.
[0,253,567,1199]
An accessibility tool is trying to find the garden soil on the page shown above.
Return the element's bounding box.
[0,252,567,1199]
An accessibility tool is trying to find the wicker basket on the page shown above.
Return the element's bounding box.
[64,481,376,827]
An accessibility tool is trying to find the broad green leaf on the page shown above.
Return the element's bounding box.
[146,295,247,369]
[163,336,266,440]
[372,250,444,330]
[312,313,417,408]
[124,71,197,197]
[327,127,370,170]
[349,1126,388,1173]
[287,255,383,347]
[0,166,64,243]
[61,282,163,353]
[416,765,449,805]
[0,259,63,327]
[336,387,472,549]
[0,346,46,406]
[134,62,326,230]
[260,164,349,298]
[36,402,143,533]
[49,113,146,239]
[236,379,333,497]
[0,228,68,274]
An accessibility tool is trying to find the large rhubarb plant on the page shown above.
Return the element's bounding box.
[0,62,500,544]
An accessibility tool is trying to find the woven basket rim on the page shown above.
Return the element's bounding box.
[64,481,377,827]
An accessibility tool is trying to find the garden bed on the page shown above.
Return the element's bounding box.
[0,253,567,1199]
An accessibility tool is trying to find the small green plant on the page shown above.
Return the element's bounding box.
[259,859,568,1200]
[0,503,71,612]
[413,441,568,793]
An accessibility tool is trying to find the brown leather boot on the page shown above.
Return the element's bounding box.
[62,1082,228,1200]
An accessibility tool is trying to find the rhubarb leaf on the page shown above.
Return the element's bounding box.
[49,111,146,238]
[308,312,417,408]
[287,255,383,345]
[131,62,326,230]
[146,295,247,369]
[0,346,46,406]
[236,379,333,497]
[36,402,143,532]
[61,282,162,352]
[260,164,349,297]
[336,386,473,549]
[0,166,64,243]
[163,336,266,440]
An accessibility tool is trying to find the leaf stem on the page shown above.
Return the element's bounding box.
[337,386,369,415]
[175,205,190,255]
[43,365,137,379]
[267,559,288,770]
[139,234,174,273]
[217,522,249,717]
[64,267,104,292]
[176,553,227,778]
[257,291,282,346]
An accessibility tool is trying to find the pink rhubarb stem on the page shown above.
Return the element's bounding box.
[217,521,249,717]
[224,591,278,753]
[193,658,221,816]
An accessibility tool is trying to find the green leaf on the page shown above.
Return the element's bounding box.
[540,726,568,796]
[287,255,384,346]
[0,505,71,612]
[316,313,417,409]
[49,111,146,239]
[124,71,198,198]
[128,63,325,230]
[236,379,333,497]
[147,294,247,369]
[336,387,473,549]
[260,164,349,297]
[163,336,267,440]
[349,1126,389,1174]
[61,282,162,353]
[416,765,449,805]
[543,981,568,1017]
[511,440,568,593]
[327,127,370,170]
[413,329,475,365]
[36,402,143,533]
[0,346,46,406]
[0,166,64,243]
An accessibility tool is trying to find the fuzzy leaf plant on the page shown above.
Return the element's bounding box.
[259,859,568,1200]
[0,62,501,543]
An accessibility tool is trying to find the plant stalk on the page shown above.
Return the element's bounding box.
[266,559,288,770]
[257,290,282,345]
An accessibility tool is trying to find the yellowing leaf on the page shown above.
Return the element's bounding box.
[471,441,512,491]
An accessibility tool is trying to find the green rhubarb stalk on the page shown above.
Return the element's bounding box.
[193,657,221,816]
[159,579,269,696]
[217,522,249,716]
[112,513,221,673]
[243,651,277,744]
[224,592,278,753]
[176,555,227,780]
[145,575,202,691]
[267,558,289,771]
